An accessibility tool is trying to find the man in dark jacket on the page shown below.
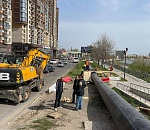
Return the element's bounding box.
[72,75,79,103]
[75,75,86,110]
[54,77,64,111]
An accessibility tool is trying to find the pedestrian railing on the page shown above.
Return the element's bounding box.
[116,83,150,107]
[116,83,130,94]
[113,64,150,83]
[130,83,150,103]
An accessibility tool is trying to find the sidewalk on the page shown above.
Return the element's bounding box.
[104,64,149,86]
[48,83,117,130]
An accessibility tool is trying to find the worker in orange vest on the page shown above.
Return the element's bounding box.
[110,66,113,71]
[85,60,90,71]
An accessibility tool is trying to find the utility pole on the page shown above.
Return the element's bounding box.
[123,48,128,80]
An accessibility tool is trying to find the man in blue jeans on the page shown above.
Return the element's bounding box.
[75,75,86,111]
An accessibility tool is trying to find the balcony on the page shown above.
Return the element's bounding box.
[4,16,7,21]
[0,6,4,10]
[4,32,8,36]
[4,39,7,43]
[0,10,3,14]
[30,2,34,6]
[0,40,4,43]
[3,3,7,8]
[0,37,4,40]
[0,29,4,33]
[4,9,7,14]
[0,18,3,21]
[31,33,34,36]
[0,15,4,18]
[30,25,35,29]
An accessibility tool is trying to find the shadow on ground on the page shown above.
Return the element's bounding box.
[87,83,117,130]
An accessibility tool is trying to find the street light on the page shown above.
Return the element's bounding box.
[123,48,128,79]
[142,56,145,73]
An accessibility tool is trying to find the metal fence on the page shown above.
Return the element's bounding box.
[116,82,150,106]
[113,64,150,82]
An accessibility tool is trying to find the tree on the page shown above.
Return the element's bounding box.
[91,34,115,67]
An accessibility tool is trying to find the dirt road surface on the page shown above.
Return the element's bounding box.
[4,83,117,130]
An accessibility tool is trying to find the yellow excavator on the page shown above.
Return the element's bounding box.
[0,49,49,103]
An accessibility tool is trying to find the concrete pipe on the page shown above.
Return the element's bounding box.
[91,72,150,130]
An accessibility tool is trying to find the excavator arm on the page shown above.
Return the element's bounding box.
[21,49,50,70]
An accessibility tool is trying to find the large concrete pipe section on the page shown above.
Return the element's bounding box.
[91,72,150,130]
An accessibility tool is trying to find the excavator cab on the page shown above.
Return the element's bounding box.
[2,54,24,64]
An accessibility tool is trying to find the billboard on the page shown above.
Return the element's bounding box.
[81,47,92,53]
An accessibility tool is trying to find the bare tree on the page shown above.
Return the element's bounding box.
[91,34,115,67]
[91,44,101,65]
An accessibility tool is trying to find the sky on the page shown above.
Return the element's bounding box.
[57,0,150,55]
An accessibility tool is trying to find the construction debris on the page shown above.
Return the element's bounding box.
[139,107,150,115]
[47,112,62,119]
[83,97,89,100]
[61,97,70,102]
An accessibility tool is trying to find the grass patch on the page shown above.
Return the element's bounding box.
[111,73,118,77]
[17,118,57,130]
[112,87,140,107]
[66,61,84,78]
[120,77,127,81]
[66,61,109,79]
[30,118,56,130]
[90,62,108,71]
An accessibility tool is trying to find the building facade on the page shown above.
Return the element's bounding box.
[0,0,12,54]
[0,0,59,57]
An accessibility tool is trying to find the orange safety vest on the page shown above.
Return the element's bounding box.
[86,60,89,66]
[110,66,113,71]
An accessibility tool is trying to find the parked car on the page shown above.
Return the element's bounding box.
[43,64,55,73]
[49,59,58,64]
[62,60,68,65]
[73,57,79,63]
[57,61,64,67]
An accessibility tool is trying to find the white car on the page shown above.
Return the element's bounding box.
[73,57,79,63]
[57,61,64,67]
[49,59,58,64]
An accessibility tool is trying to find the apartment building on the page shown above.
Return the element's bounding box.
[0,0,12,54]
[49,0,59,57]
[11,0,59,57]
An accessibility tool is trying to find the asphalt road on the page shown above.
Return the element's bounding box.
[0,61,75,128]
